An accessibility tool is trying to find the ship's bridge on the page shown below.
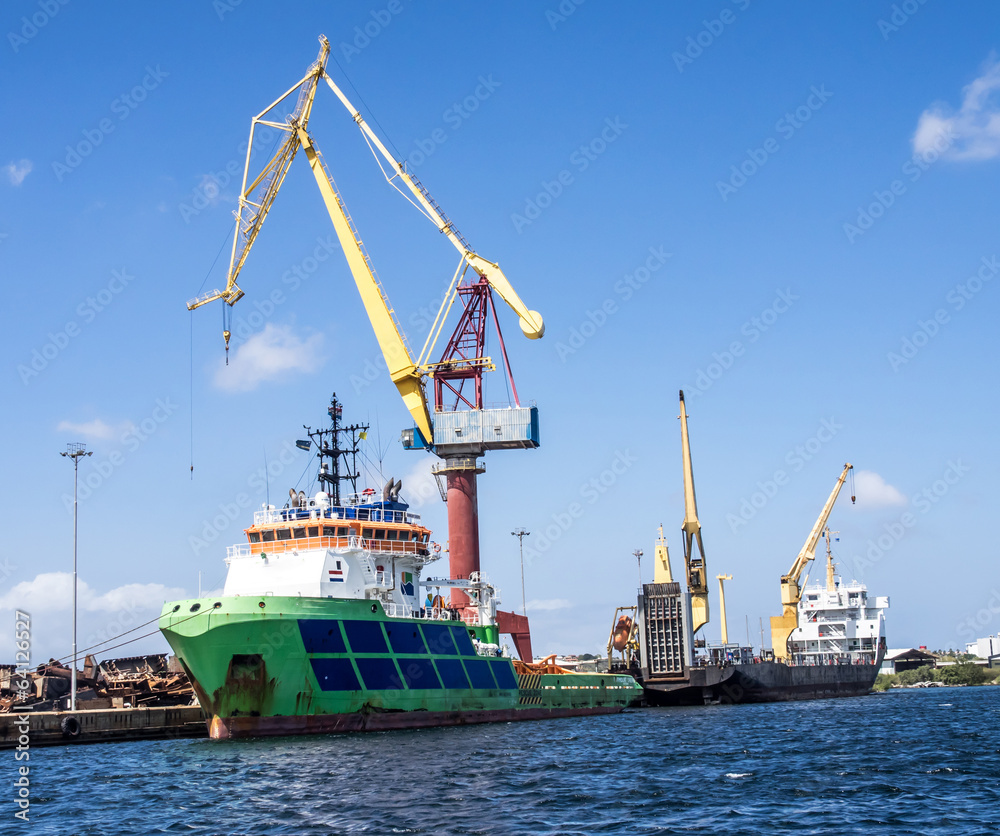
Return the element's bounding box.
[243,499,432,558]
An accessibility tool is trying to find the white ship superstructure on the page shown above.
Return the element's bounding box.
[788,576,888,665]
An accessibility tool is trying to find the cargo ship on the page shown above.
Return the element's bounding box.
[161,396,641,739]
[607,391,887,705]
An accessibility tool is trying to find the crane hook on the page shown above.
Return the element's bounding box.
[224,329,231,365]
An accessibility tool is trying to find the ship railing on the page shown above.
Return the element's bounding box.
[226,544,252,561]
[353,537,431,558]
[410,607,484,626]
[382,602,414,619]
[254,505,421,526]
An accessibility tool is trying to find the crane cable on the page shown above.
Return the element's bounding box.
[54,607,211,670]
[189,220,239,477]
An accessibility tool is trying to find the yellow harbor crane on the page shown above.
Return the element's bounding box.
[187,36,543,447]
[769,463,854,659]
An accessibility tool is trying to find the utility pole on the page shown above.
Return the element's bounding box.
[511,529,530,617]
[60,443,92,712]
[633,549,643,588]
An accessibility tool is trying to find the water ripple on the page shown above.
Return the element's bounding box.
[8,686,1000,834]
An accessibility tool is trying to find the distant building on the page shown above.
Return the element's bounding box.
[965,635,1000,660]
[879,648,937,675]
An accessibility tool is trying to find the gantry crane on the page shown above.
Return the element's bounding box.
[679,390,710,634]
[769,463,854,659]
[187,36,542,655]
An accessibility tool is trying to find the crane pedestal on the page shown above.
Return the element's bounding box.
[434,457,486,609]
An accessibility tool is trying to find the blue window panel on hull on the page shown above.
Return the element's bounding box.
[490,661,518,690]
[450,626,477,656]
[421,623,458,655]
[385,625,427,655]
[298,620,347,654]
[310,658,360,691]
[343,620,389,654]
[435,658,471,689]
[398,658,442,690]
[464,659,497,690]
[356,657,404,691]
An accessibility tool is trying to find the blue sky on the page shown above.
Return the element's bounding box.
[3,1,999,663]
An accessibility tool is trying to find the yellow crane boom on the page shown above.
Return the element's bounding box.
[679,390,709,634]
[770,462,854,659]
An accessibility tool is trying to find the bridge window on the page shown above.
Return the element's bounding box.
[308,526,319,537]
[398,531,410,542]
[293,527,306,538]
[277,528,292,541]
[338,526,349,536]
[323,525,336,536]
[362,528,374,539]
[374,529,386,540]
[387,530,398,541]
[261,530,275,542]
[248,532,260,543]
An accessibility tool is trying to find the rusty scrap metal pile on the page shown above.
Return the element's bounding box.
[0,654,196,712]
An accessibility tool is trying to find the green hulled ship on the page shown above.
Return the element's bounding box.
[160,396,640,739]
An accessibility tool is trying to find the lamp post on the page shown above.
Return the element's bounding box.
[511,529,529,616]
[633,549,643,588]
[60,443,91,712]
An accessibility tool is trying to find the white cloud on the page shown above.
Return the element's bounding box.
[852,470,906,509]
[214,323,323,392]
[913,55,1000,160]
[526,598,573,612]
[4,159,32,186]
[56,418,128,440]
[399,456,443,510]
[0,572,186,614]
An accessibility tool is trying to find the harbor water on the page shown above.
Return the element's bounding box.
[12,685,999,835]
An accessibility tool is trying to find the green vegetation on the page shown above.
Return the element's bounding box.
[875,662,999,690]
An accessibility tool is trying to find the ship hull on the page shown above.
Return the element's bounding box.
[160,596,640,739]
[640,661,880,706]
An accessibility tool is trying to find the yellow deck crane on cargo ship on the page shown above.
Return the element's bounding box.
[679,391,709,634]
[187,35,543,660]
[769,463,854,659]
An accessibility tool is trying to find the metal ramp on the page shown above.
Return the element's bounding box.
[640,582,687,678]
